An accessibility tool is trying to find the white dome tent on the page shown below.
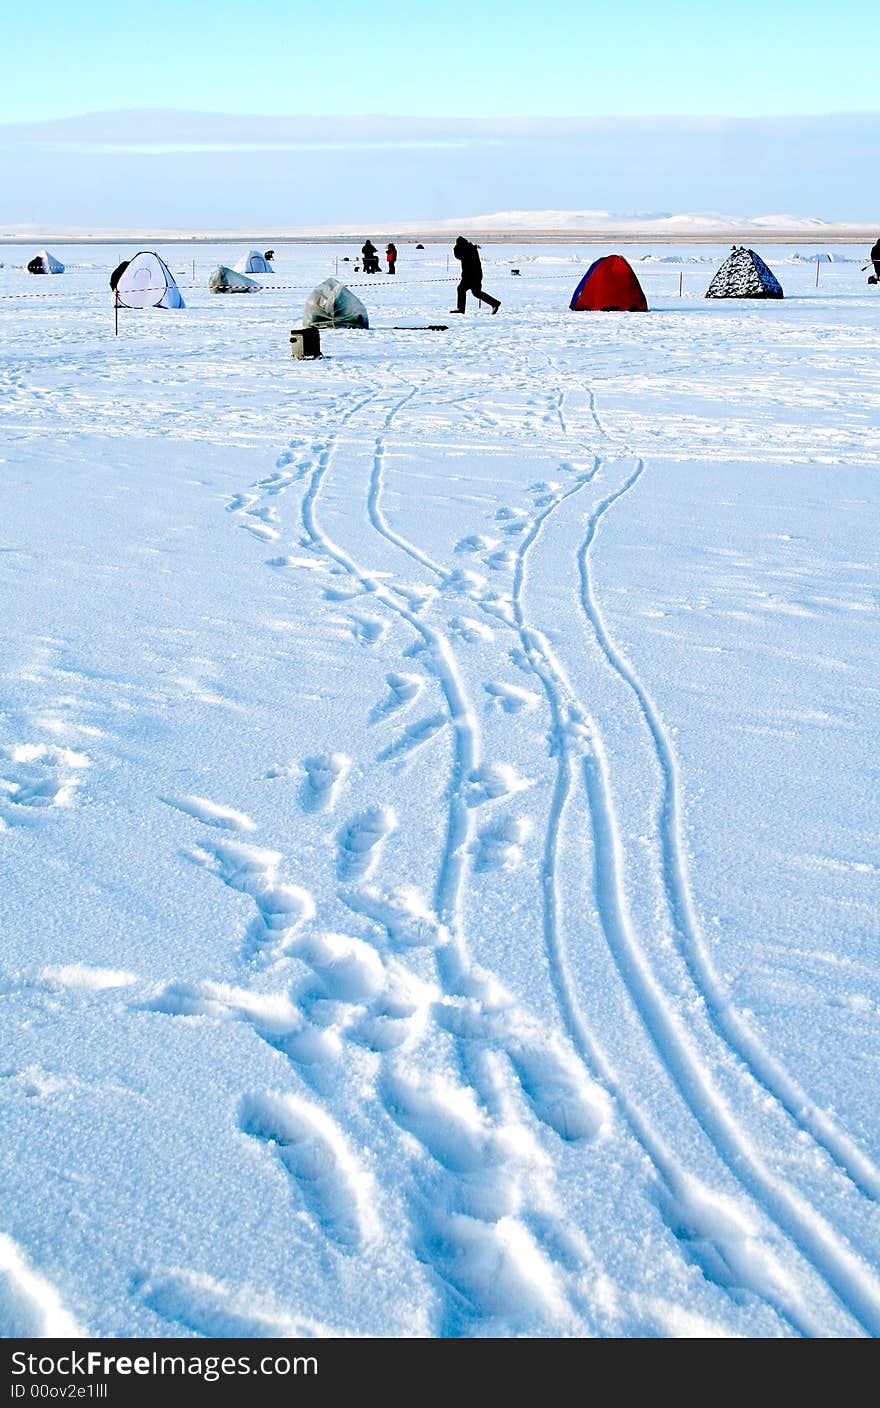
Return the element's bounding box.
[114,251,185,309]
[27,249,64,274]
[233,250,272,274]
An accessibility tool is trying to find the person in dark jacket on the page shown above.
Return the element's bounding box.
[362,239,379,274]
[450,236,500,314]
[869,236,880,284]
[386,242,397,275]
[109,259,130,291]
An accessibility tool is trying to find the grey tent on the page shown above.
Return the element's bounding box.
[303,277,368,329]
[705,247,783,299]
[209,264,260,293]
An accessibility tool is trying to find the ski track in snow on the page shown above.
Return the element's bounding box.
[6,263,880,1337]
[140,358,880,1336]
[487,456,880,1336]
[301,363,880,1334]
[574,478,880,1205]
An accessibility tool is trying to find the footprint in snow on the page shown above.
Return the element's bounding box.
[493,508,529,535]
[441,568,487,597]
[434,992,609,1144]
[348,614,389,647]
[464,762,530,807]
[146,977,338,1067]
[265,554,325,571]
[341,883,450,950]
[378,1068,570,1330]
[484,681,540,714]
[395,583,438,612]
[337,805,396,881]
[248,505,279,526]
[239,1092,379,1252]
[377,714,447,764]
[293,930,387,1004]
[239,520,280,542]
[186,839,316,964]
[347,973,428,1054]
[161,794,256,833]
[225,491,257,513]
[369,672,423,723]
[455,534,500,555]
[482,594,516,625]
[300,753,350,814]
[474,815,532,871]
[0,743,90,815]
[138,1268,339,1339]
[485,548,515,572]
[449,617,494,644]
[323,584,365,603]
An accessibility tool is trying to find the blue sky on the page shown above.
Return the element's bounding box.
[2,114,877,227]
[1,0,877,121]
[1,3,877,227]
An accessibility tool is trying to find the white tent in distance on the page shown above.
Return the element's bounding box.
[233,250,272,274]
[114,252,185,309]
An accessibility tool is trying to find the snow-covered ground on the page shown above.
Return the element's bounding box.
[1,242,879,1339]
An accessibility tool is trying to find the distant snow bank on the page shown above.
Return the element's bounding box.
[434,210,838,233]
[3,210,876,243]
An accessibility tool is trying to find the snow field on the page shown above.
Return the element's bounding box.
[0,243,879,1337]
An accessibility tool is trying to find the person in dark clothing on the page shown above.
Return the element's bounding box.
[450,236,500,314]
[386,242,397,275]
[362,239,379,274]
[109,259,130,291]
[869,236,880,284]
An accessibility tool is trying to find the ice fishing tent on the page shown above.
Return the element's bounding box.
[303,277,368,329]
[705,247,783,299]
[209,264,260,293]
[233,250,272,274]
[114,251,184,309]
[26,249,64,274]
[570,255,647,311]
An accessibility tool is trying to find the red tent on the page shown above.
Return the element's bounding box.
[570,255,648,312]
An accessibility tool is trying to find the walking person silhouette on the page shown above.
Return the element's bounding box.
[450,236,500,314]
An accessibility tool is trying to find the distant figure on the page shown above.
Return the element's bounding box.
[263,249,275,262]
[386,242,397,275]
[362,239,379,274]
[450,236,500,314]
[870,236,880,285]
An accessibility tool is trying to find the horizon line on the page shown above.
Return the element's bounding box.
[3,107,880,129]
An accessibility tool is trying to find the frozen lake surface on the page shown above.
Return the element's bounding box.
[1,241,879,1338]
